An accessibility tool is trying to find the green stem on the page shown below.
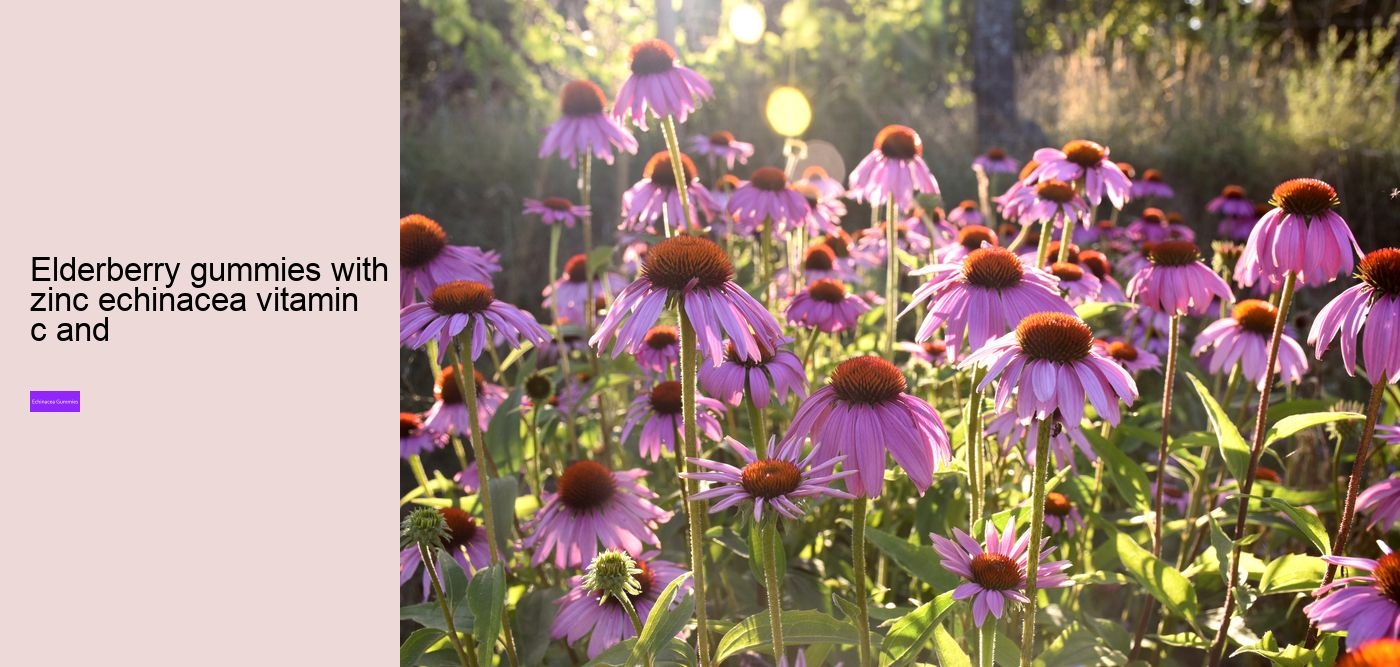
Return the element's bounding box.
[1208,271,1297,666]
[967,368,988,524]
[853,496,874,667]
[579,153,596,334]
[548,225,579,453]
[763,516,785,662]
[449,339,501,567]
[420,545,473,667]
[616,595,652,667]
[409,454,435,498]
[660,114,694,238]
[884,197,899,357]
[978,619,998,667]
[679,308,713,667]
[1055,214,1075,264]
[1020,421,1052,666]
[1152,314,1181,558]
[1034,219,1054,269]
[1321,381,1388,581]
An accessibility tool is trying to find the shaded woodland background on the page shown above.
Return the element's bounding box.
[400,0,1400,309]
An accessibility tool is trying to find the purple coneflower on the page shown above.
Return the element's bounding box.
[785,279,870,334]
[698,341,807,409]
[1310,248,1400,384]
[614,39,713,129]
[905,246,1074,354]
[684,435,853,521]
[1077,250,1126,302]
[1050,261,1101,306]
[552,554,690,658]
[973,147,1019,175]
[1379,424,1400,448]
[400,281,551,362]
[539,80,638,167]
[774,245,856,291]
[1026,140,1132,209]
[986,410,1095,470]
[993,160,1041,224]
[1193,299,1308,389]
[522,460,673,568]
[590,235,785,364]
[1044,492,1085,535]
[797,165,846,201]
[947,200,985,227]
[400,507,492,598]
[709,173,741,219]
[1096,339,1162,374]
[621,152,717,234]
[782,356,951,498]
[543,254,630,325]
[1130,168,1174,199]
[848,125,940,209]
[400,412,441,459]
[691,130,754,169]
[727,166,813,237]
[1236,178,1361,288]
[899,339,957,367]
[400,214,501,307]
[1208,185,1255,218]
[635,325,680,375]
[1125,208,1196,244]
[1126,240,1234,317]
[1020,179,1092,232]
[422,366,508,437]
[930,519,1072,626]
[1359,478,1400,532]
[1304,542,1400,645]
[935,224,999,264]
[621,380,726,461]
[792,182,845,236]
[854,219,933,266]
[523,196,590,228]
[964,312,1139,426]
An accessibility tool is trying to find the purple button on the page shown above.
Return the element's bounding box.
[31,391,80,413]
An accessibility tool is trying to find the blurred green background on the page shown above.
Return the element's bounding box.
[401,0,1400,309]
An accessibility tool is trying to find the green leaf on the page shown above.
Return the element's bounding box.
[631,574,695,663]
[715,610,858,661]
[866,527,959,592]
[878,592,956,667]
[587,638,695,666]
[512,588,562,666]
[1259,496,1331,555]
[1157,632,1209,649]
[1185,373,1251,483]
[1264,411,1364,446]
[748,521,786,584]
[930,622,972,667]
[1208,517,1234,588]
[832,593,863,625]
[1074,300,1131,323]
[486,477,519,555]
[400,627,446,667]
[485,392,525,474]
[1115,532,1199,627]
[1232,631,1339,667]
[466,564,506,666]
[1259,555,1326,595]
[1084,428,1152,512]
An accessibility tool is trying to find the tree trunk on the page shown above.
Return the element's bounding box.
[973,0,1018,150]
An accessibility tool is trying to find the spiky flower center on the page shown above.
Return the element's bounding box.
[829,356,906,405]
[1359,248,1400,296]
[723,340,776,367]
[794,182,821,205]
[1045,492,1073,517]
[1116,161,1135,179]
[1051,262,1084,282]
[438,507,480,551]
[958,200,979,212]
[1035,180,1077,204]
[985,147,1007,160]
[1255,467,1281,484]
[430,281,495,315]
[560,80,606,116]
[1141,168,1164,183]
[804,244,836,271]
[1141,208,1165,224]
[1061,139,1106,167]
[644,325,679,350]
[543,196,576,212]
[808,278,848,304]
[1270,178,1340,217]
[958,225,998,250]
[598,559,655,606]
[750,166,789,192]
[437,367,485,405]
[644,151,698,189]
[1044,241,1079,264]
[714,174,741,192]
[821,232,852,257]
[524,373,553,401]
[1079,250,1111,279]
[969,553,1022,591]
[1221,185,1247,199]
[1107,340,1139,362]
[649,381,683,415]
[708,130,734,146]
[401,214,447,268]
[643,235,735,291]
[1148,240,1201,267]
[740,459,803,499]
[1016,313,1094,363]
[962,247,1024,290]
[923,341,947,356]
[1374,552,1400,605]
[629,39,677,75]
[1018,160,1041,181]
[875,125,921,159]
[1232,299,1278,336]
[401,412,423,438]
[557,460,617,511]
[564,254,589,282]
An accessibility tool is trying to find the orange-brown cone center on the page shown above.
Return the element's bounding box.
[1148,240,1201,267]
[401,214,448,268]
[644,151,698,189]
[1045,492,1073,517]
[1061,139,1106,167]
[970,552,1022,590]
[643,325,679,350]
[557,460,617,511]
[875,125,921,159]
[1270,178,1339,217]
[807,278,848,304]
[629,39,677,75]
[648,381,684,415]
[1035,180,1077,204]
[642,235,735,291]
[1232,299,1278,336]
[430,281,495,315]
[1359,248,1400,296]
[1016,313,1094,363]
[829,356,906,405]
[750,166,789,192]
[740,459,803,499]
[560,80,606,116]
[958,225,998,251]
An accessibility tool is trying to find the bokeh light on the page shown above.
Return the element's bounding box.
[729,3,765,45]
[765,86,811,138]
